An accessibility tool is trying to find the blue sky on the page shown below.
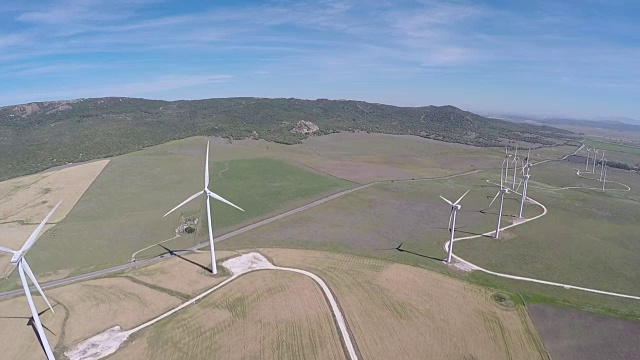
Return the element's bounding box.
[0,0,638,118]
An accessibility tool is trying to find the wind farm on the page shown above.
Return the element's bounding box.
[0,132,638,360]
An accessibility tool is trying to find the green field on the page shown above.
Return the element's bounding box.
[20,137,352,279]
[225,157,640,319]
[585,139,640,155]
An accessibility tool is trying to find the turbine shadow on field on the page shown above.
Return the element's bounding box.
[431,226,492,239]
[0,306,57,352]
[158,244,211,273]
[378,242,445,262]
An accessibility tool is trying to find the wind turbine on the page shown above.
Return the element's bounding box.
[601,159,608,191]
[440,190,470,264]
[489,159,510,238]
[163,141,244,274]
[503,146,512,184]
[585,147,591,171]
[511,145,519,188]
[0,201,61,360]
[599,150,606,181]
[592,149,598,173]
[518,149,531,218]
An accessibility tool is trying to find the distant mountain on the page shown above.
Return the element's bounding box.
[486,112,640,132]
[0,97,576,181]
[592,116,640,125]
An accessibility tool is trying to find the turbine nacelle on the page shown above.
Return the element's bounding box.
[10,252,22,265]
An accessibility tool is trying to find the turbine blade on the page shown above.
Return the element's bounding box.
[18,263,55,360]
[516,179,522,193]
[454,189,470,205]
[163,191,203,217]
[20,200,62,254]
[488,191,500,208]
[439,195,453,205]
[204,141,210,188]
[448,209,453,231]
[21,260,54,314]
[0,245,15,254]
[208,191,244,211]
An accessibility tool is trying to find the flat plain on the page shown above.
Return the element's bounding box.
[528,304,640,360]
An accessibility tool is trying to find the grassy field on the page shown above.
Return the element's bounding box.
[528,304,640,360]
[0,159,109,278]
[585,139,640,155]
[112,270,346,360]
[261,249,548,360]
[9,137,351,281]
[225,170,542,271]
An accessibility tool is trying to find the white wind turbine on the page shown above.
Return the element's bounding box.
[592,149,599,173]
[489,158,510,238]
[164,141,244,274]
[601,159,608,191]
[0,201,61,360]
[585,147,591,171]
[511,145,519,188]
[440,190,470,264]
[599,150,606,181]
[518,149,531,218]
[503,146,512,184]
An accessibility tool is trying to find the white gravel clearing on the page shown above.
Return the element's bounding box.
[65,252,358,360]
[64,326,131,360]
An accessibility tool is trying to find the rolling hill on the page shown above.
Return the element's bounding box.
[0,97,576,181]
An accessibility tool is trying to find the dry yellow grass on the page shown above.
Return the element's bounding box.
[0,160,109,276]
[128,250,235,295]
[48,277,181,347]
[0,292,65,359]
[111,270,346,360]
[261,248,548,360]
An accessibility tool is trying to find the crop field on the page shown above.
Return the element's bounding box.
[235,132,507,183]
[260,249,547,359]
[585,138,640,155]
[0,292,65,360]
[528,304,640,360]
[127,250,236,296]
[0,159,109,278]
[10,137,351,280]
[111,270,346,360]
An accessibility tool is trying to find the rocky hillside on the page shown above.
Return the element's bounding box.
[0,97,576,181]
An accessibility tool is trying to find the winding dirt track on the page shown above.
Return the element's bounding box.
[65,253,359,360]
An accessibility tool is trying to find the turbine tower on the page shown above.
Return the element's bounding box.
[0,201,61,360]
[518,149,531,218]
[592,149,598,173]
[511,145,519,188]
[164,141,244,274]
[601,159,608,191]
[503,146,512,184]
[440,190,470,263]
[585,147,591,171]
[489,160,510,238]
[599,150,606,181]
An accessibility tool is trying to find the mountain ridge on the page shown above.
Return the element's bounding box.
[0,97,576,182]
